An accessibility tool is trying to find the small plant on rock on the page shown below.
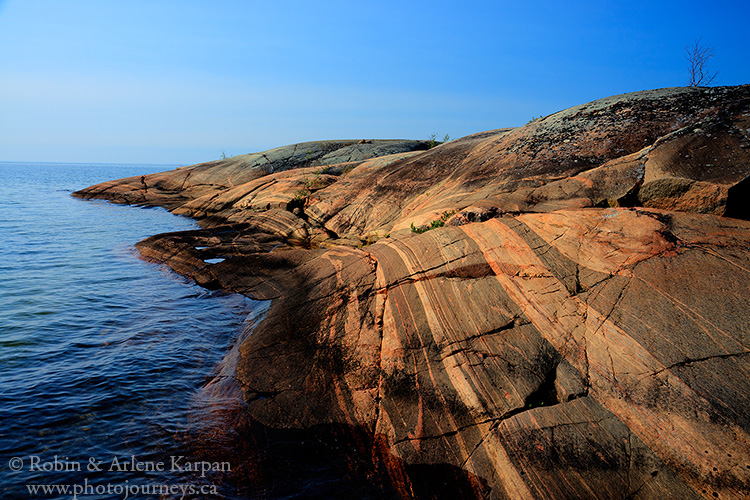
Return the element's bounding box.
[411,210,456,234]
[293,167,331,201]
[427,133,450,149]
[292,188,310,201]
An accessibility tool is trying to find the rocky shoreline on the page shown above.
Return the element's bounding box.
[75,85,750,499]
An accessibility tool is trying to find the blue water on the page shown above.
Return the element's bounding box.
[0,162,264,499]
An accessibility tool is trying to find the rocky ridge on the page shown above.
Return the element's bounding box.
[75,85,750,499]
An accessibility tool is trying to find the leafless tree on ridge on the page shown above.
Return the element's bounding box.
[685,38,718,87]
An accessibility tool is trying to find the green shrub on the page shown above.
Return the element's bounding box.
[411,210,456,233]
[427,133,451,149]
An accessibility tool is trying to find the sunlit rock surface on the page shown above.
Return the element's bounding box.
[75,85,750,499]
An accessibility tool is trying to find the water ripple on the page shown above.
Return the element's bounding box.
[0,162,262,499]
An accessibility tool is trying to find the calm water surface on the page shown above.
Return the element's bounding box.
[0,162,265,499]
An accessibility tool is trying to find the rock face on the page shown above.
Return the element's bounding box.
[75,85,750,499]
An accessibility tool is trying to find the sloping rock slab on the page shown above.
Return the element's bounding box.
[136,209,750,499]
[76,85,750,499]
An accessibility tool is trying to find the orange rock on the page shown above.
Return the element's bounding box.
[76,85,750,498]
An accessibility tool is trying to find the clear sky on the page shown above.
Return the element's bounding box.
[1,0,748,165]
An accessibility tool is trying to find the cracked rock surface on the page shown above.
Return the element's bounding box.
[75,85,750,499]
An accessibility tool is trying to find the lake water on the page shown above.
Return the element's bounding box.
[0,162,267,499]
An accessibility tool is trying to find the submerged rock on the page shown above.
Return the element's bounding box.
[76,85,750,499]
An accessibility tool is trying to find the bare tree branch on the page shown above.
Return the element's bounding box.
[685,38,718,87]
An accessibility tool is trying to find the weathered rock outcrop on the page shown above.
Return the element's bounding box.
[75,85,750,499]
[76,139,431,212]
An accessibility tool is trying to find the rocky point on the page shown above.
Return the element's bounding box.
[75,85,750,499]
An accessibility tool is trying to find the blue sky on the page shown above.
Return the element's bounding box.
[1,0,748,165]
